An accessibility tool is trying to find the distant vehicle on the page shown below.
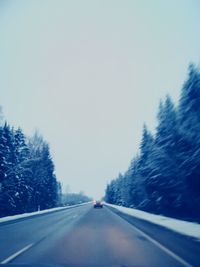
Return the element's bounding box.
[93,200,103,208]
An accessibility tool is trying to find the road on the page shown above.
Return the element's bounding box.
[0,204,199,267]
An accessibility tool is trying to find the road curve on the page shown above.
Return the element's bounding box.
[0,204,199,267]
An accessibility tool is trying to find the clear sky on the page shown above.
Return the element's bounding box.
[0,0,200,199]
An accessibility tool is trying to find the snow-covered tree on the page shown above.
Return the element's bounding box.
[146,96,185,213]
[177,64,200,216]
[0,124,60,217]
[28,133,59,211]
[0,123,17,215]
[105,64,200,220]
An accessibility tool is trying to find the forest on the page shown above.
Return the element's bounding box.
[0,126,61,217]
[105,64,200,220]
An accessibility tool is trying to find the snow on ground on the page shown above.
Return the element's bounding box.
[0,202,91,224]
[106,203,200,240]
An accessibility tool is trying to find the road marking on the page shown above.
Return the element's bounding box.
[129,224,193,267]
[1,243,34,264]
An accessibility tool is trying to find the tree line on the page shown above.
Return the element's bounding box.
[62,192,92,206]
[105,64,200,220]
[0,123,61,217]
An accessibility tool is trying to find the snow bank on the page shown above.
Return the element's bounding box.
[0,202,91,224]
[106,203,200,240]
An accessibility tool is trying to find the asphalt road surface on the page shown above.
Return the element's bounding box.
[0,204,199,267]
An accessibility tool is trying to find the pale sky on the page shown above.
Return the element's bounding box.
[0,0,200,199]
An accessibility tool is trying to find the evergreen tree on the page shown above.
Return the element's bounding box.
[40,143,58,209]
[137,125,154,210]
[146,96,184,213]
[13,128,32,213]
[0,125,60,217]
[124,156,143,208]
[105,64,200,220]
[28,133,59,210]
[0,123,17,215]
[0,125,9,216]
[105,181,116,204]
[178,64,200,216]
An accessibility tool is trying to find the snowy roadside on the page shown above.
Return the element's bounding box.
[106,203,200,240]
[0,202,91,224]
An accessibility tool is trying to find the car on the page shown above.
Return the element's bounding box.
[93,200,103,208]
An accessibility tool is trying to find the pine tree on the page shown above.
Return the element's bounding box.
[0,125,9,216]
[178,64,200,216]
[28,133,59,210]
[0,123,17,215]
[40,143,58,209]
[104,64,200,220]
[105,181,116,204]
[146,96,184,213]
[137,125,154,210]
[13,128,32,213]
[123,156,144,208]
[114,173,124,205]
[0,123,60,217]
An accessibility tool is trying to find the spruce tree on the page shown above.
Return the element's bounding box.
[147,96,185,213]
[137,125,154,210]
[178,64,200,216]
[0,123,17,215]
[13,128,32,213]
[28,133,59,210]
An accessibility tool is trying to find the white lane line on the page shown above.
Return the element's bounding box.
[1,243,34,264]
[130,224,193,267]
